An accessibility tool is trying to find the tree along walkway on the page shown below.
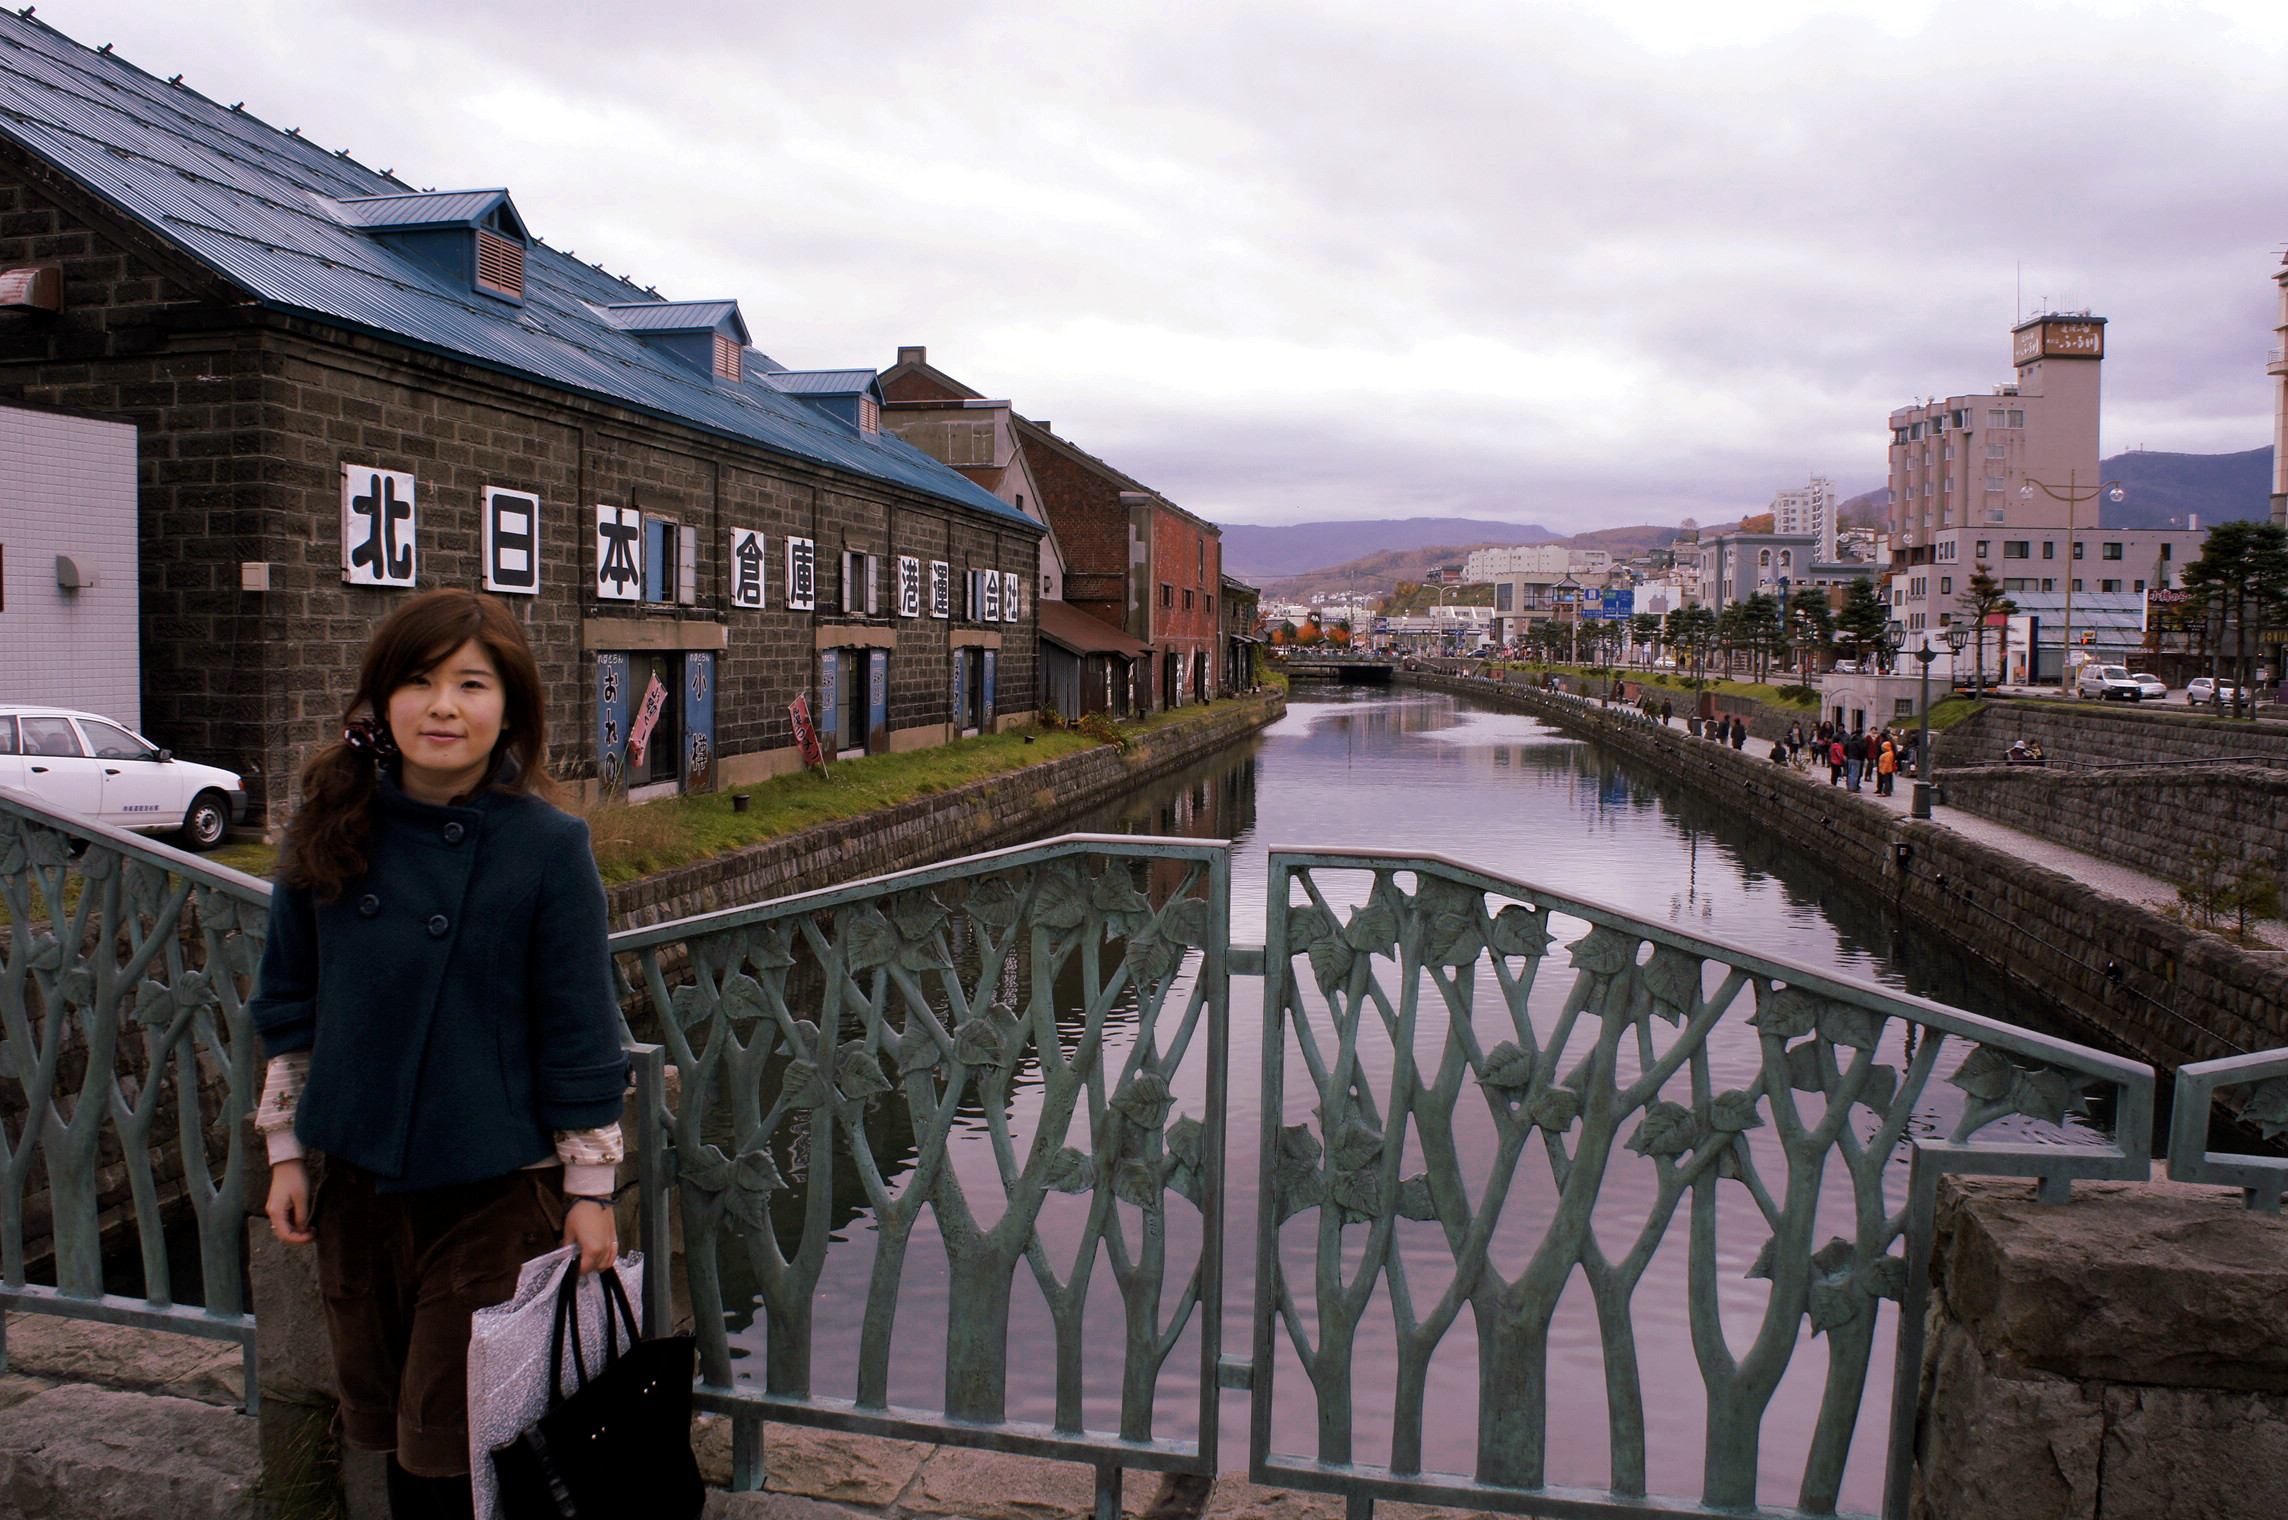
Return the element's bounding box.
[1851,774,2288,952]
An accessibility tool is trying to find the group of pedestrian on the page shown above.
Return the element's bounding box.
[1763,719,1915,794]
[1688,712,1753,749]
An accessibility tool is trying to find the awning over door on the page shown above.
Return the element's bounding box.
[1038,598,1151,659]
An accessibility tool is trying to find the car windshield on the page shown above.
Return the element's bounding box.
[2099,667,2129,678]
[78,718,154,760]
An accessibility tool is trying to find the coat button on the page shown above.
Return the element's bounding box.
[442,822,465,844]
[427,914,450,938]
[358,894,380,918]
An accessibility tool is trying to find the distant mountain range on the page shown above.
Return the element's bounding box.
[1219,517,1557,581]
[2100,448,2269,528]
[1254,523,1687,600]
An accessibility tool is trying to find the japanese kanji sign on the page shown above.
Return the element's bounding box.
[628,672,669,765]
[729,527,766,609]
[897,555,922,618]
[482,487,539,594]
[1002,571,1022,623]
[594,505,641,602]
[982,569,1003,622]
[342,465,416,587]
[929,560,951,619]
[789,695,826,772]
[786,536,817,611]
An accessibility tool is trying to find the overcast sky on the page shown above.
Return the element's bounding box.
[50,0,2288,533]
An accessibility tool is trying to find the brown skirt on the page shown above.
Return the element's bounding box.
[313,1160,565,1477]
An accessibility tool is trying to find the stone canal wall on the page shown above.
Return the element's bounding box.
[604,691,1283,929]
[1935,698,2288,770]
[1940,763,2288,888]
[1401,669,2288,1073]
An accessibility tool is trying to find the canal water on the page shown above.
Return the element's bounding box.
[728,684,2104,1511]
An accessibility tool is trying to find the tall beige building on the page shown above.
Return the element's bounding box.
[2271,258,2288,526]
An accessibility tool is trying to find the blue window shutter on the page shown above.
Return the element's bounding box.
[819,651,840,750]
[682,651,714,791]
[594,652,630,796]
[982,650,996,727]
[868,648,888,750]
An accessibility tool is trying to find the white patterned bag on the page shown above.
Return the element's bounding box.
[466,1246,646,1520]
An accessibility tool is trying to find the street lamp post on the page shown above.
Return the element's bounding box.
[1911,637,1938,819]
[2018,473,2127,688]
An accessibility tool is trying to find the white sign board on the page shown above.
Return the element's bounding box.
[594,506,641,602]
[897,555,922,618]
[342,465,417,587]
[729,527,766,609]
[481,487,539,594]
[786,536,817,611]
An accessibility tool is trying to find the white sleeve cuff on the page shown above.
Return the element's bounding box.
[266,1127,306,1164]
[562,1162,618,1197]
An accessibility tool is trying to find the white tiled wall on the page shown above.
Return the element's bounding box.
[0,404,140,729]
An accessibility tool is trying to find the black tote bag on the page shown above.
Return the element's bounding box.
[490,1265,702,1520]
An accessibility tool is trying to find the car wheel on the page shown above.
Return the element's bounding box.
[179,790,229,852]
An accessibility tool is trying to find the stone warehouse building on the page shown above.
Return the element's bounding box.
[0,15,1042,820]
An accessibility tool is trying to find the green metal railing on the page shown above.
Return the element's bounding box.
[0,785,267,1410]
[4,777,2241,1519]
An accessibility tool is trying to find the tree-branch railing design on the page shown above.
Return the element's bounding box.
[611,833,1228,1474]
[0,786,267,1407]
[1252,848,2152,1520]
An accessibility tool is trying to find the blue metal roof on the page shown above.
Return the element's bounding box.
[599,299,745,337]
[0,16,1035,531]
[766,369,880,396]
[331,189,516,231]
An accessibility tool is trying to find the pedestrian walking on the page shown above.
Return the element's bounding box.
[1731,718,1748,750]
[1785,720,1803,761]
[1876,733,1898,795]
[253,590,629,1520]
[1828,736,1846,786]
[1844,729,1867,791]
[1661,698,1673,727]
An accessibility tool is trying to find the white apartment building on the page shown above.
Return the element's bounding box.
[1462,544,1611,581]
[1770,477,1839,562]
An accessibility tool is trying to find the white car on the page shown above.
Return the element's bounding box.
[2128,673,2168,701]
[2186,677,2242,707]
[2075,665,2143,701]
[0,705,246,850]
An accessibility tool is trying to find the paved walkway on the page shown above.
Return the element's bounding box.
[1838,769,2288,952]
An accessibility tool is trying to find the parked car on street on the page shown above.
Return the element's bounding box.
[2075,665,2144,701]
[0,706,246,849]
[2185,677,2243,707]
[2128,673,2168,701]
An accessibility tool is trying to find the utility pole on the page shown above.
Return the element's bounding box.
[2018,473,2124,687]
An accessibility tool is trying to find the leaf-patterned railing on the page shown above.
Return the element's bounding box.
[0,785,268,1410]
[2167,1049,2288,1212]
[1251,848,2153,1520]
[610,833,1230,1513]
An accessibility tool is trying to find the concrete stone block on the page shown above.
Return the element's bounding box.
[249,1206,338,1407]
[692,1416,933,1508]
[703,1492,878,1520]
[1198,1475,1498,1520]
[1936,1176,2288,1392]
[1911,1319,2102,1520]
[0,1372,55,1412]
[0,1382,258,1519]
[900,1445,1160,1520]
[2096,1383,2288,1520]
[0,1312,243,1405]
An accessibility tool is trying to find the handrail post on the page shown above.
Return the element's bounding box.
[628,1042,672,1339]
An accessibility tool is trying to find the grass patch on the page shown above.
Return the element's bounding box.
[1922,696,1985,730]
[1483,662,1821,710]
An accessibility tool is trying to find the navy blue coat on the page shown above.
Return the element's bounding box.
[250,772,630,1193]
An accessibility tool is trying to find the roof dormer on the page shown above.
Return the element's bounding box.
[766,369,886,434]
[596,300,751,383]
[332,189,529,303]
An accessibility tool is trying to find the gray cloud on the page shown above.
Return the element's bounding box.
[52,0,2288,530]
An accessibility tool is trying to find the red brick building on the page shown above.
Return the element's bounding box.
[882,350,1227,713]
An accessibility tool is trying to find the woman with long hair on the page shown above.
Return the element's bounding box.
[251,589,629,1520]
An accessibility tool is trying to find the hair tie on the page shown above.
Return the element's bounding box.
[343,715,398,762]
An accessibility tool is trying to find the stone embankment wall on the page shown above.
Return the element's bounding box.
[1912,1175,2288,1520]
[1402,669,2288,1072]
[1942,763,2288,886]
[605,692,1283,929]
[1937,698,2288,769]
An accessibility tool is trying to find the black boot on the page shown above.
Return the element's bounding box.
[386,1456,476,1520]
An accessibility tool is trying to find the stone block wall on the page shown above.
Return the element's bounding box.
[1941,763,2288,887]
[605,692,1283,929]
[1404,671,2288,1073]
[1937,699,2288,770]
[1912,1176,2288,1520]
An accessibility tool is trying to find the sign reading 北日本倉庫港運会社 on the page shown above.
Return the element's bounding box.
[595,506,641,602]
[729,527,766,609]
[482,487,539,594]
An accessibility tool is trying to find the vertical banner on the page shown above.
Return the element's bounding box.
[628,671,669,768]
[1002,571,1022,623]
[594,506,641,601]
[929,560,952,618]
[950,647,969,732]
[982,649,997,728]
[481,487,539,594]
[787,536,817,611]
[819,649,840,752]
[789,697,826,773]
[682,651,715,793]
[728,527,766,609]
[897,555,922,617]
[867,647,888,753]
[342,465,417,587]
[593,653,630,797]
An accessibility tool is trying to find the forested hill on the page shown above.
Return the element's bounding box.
[2099,448,2269,529]
[1219,517,1557,580]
